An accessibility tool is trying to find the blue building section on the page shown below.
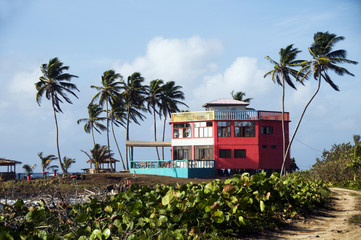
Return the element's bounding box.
[130,160,215,178]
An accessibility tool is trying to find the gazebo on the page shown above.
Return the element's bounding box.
[0,158,22,180]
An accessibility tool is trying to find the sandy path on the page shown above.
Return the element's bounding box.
[249,187,361,240]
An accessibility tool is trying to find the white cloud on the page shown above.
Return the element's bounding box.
[192,57,275,110]
[7,67,40,112]
[113,36,223,86]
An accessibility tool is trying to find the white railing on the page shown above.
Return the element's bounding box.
[130,160,215,169]
[214,110,258,120]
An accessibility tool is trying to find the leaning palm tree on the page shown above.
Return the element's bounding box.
[38,152,57,176]
[77,103,106,147]
[145,79,164,160]
[120,72,147,169]
[91,70,123,172]
[35,57,79,174]
[109,98,127,170]
[289,32,358,175]
[159,81,188,160]
[264,45,305,175]
[63,156,76,173]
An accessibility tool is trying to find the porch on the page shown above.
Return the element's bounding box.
[130,160,215,178]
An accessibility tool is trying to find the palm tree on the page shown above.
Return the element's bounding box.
[230,90,252,103]
[23,164,37,180]
[145,79,164,160]
[82,144,114,173]
[35,57,79,174]
[159,81,188,160]
[286,32,358,175]
[77,103,106,147]
[91,70,123,172]
[120,72,147,169]
[63,156,76,173]
[264,45,305,175]
[38,152,57,177]
[109,98,127,170]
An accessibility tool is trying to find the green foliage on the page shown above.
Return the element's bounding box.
[0,173,330,239]
[310,135,361,187]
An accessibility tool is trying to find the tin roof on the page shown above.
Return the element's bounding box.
[202,98,249,108]
[0,158,22,166]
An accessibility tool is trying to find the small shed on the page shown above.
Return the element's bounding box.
[0,158,22,180]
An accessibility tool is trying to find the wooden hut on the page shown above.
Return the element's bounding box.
[0,158,22,180]
[86,158,119,173]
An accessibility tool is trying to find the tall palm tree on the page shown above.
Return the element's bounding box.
[145,79,164,160]
[290,32,358,175]
[91,70,123,172]
[77,103,106,147]
[63,156,76,173]
[38,152,58,176]
[109,98,127,170]
[264,45,305,175]
[159,81,188,160]
[120,72,147,169]
[35,57,79,174]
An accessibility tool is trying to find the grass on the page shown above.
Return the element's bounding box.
[348,214,361,225]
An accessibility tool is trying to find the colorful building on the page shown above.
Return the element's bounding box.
[170,98,290,172]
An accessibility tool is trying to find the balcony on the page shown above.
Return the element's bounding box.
[171,110,289,122]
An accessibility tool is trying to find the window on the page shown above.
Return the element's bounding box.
[194,122,213,138]
[271,145,277,149]
[234,149,246,158]
[234,121,255,137]
[195,146,213,160]
[261,126,273,135]
[173,123,191,138]
[173,147,191,160]
[217,122,231,137]
[219,149,231,158]
[262,145,267,149]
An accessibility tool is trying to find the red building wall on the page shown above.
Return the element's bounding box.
[171,118,290,170]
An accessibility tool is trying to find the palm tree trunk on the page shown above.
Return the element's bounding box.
[91,125,96,147]
[125,108,130,170]
[153,109,160,160]
[106,101,115,172]
[280,77,286,175]
[162,115,167,160]
[52,97,66,174]
[282,72,322,174]
[111,119,126,170]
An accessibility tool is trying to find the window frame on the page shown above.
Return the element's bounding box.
[234,149,246,158]
[219,149,232,158]
[217,121,231,137]
[234,121,255,137]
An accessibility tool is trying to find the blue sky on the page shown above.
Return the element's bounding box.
[0,0,360,173]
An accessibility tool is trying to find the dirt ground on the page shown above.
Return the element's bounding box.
[1,173,361,239]
[248,187,361,240]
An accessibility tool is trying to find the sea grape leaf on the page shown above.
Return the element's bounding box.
[75,212,88,223]
[260,200,265,212]
[90,229,102,240]
[103,228,111,239]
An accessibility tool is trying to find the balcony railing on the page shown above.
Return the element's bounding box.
[131,160,215,169]
[171,110,289,122]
